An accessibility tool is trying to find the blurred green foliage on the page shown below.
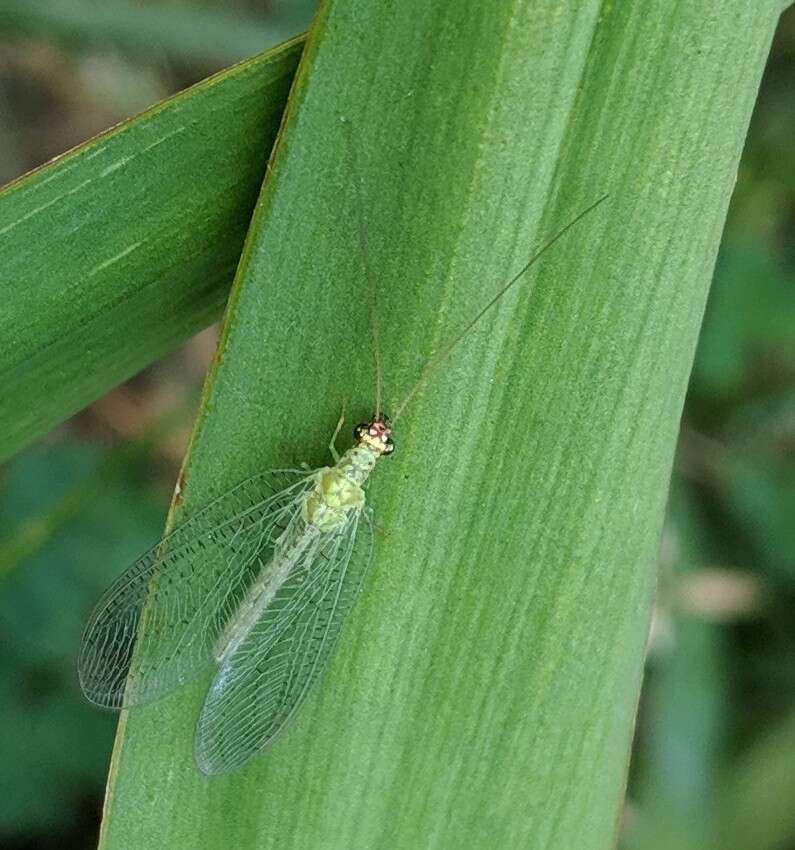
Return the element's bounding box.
[0,0,298,64]
[694,243,794,399]
[0,440,167,843]
[0,1,792,849]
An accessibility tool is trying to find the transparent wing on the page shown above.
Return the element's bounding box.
[194,508,373,775]
[78,469,316,709]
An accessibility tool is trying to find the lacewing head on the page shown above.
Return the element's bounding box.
[354,415,395,456]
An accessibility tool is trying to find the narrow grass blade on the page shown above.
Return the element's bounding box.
[0,36,303,463]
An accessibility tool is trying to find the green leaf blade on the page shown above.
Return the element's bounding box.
[97,1,783,849]
[0,37,303,463]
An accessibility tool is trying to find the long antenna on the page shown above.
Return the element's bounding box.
[341,118,384,418]
[391,193,609,422]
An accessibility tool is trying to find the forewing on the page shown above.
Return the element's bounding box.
[78,470,315,709]
[194,509,373,775]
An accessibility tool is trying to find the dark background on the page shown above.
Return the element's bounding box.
[0,3,793,849]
